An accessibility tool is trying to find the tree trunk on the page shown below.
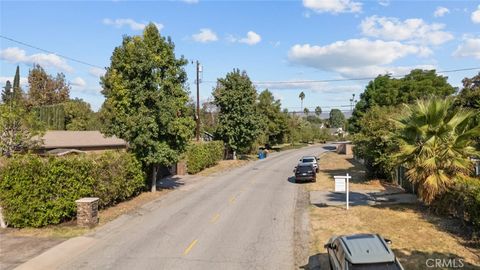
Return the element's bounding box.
[233,150,237,160]
[150,165,157,192]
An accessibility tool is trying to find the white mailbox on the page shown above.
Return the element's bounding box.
[333,173,351,210]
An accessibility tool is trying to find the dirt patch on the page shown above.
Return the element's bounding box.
[308,152,402,193]
[0,233,64,270]
[197,159,250,176]
[306,151,480,269]
[0,190,170,269]
[310,204,480,269]
[294,185,310,269]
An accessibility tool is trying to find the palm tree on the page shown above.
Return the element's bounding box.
[393,98,480,204]
[303,107,309,116]
[299,91,305,111]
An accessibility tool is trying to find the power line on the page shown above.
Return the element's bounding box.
[2,34,479,85]
[202,66,480,85]
[0,35,104,69]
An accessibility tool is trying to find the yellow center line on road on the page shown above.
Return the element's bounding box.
[183,239,198,256]
[210,213,220,223]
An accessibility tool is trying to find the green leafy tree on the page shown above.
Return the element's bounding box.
[0,102,44,157]
[12,66,24,103]
[393,98,480,204]
[299,91,305,111]
[329,109,345,128]
[306,115,322,125]
[1,81,12,103]
[64,98,98,131]
[27,64,70,107]
[257,89,288,145]
[101,23,194,192]
[2,66,25,104]
[315,106,322,117]
[213,69,261,157]
[353,106,400,180]
[454,72,480,150]
[349,70,456,133]
[303,107,309,116]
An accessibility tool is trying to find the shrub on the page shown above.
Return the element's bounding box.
[433,177,480,236]
[0,151,145,228]
[186,141,224,174]
[91,151,145,208]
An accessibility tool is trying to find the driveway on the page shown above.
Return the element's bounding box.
[16,145,329,270]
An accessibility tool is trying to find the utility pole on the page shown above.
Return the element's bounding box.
[196,61,201,141]
[349,93,355,112]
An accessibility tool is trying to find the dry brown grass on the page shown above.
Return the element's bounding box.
[308,152,480,269]
[310,205,480,269]
[197,159,250,176]
[308,152,402,193]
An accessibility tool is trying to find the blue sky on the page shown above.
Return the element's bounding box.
[1,0,480,112]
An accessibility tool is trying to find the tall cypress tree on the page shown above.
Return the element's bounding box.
[11,66,24,102]
[1,80,12,103]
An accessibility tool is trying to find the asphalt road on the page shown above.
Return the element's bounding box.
[43,145,328,270]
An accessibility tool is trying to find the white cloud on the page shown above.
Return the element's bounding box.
[288,39,433,78]
[192,28,218,43]
[0,47,73,73]
[181,0,199,3]
[71,77,86,87]
[259,80,360,94]
[378,0,390,7]
[360,16,453,45]
[102,18,164,31]
[0,76,28,88]
[88,67,105,78]
[434,7,450,17]
[239,31,261,45]
[472,5,480,23]
[303,0,362,14]
[453,37,480,59]
[228,31,261,45]
[334,64,436,78]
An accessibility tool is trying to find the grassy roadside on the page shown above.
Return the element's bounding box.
[1,190,169,238]
[306,152,480,269]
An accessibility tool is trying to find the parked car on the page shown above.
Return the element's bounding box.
[299,156,319,172]
[324,234,404,270]
[293,163,316,183]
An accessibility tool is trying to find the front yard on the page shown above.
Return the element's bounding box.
[307,152,480,269]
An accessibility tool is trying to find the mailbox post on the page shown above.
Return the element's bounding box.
[334,173,351,210]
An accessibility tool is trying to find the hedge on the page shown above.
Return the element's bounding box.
[33,104,66,130]
[433,177,480,236]
[0,151,145,228]
[186,141,224,174]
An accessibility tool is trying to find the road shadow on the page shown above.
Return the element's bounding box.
[321,145,336,151]
[310,192,374,207]
[299,253,329,270]
[288,176,314,185]
[157,176,185,190]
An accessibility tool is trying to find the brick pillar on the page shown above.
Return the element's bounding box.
[75,197,99,227]
[176,161,187,175]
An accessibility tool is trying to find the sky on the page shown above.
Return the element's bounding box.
[1,0,480,112]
